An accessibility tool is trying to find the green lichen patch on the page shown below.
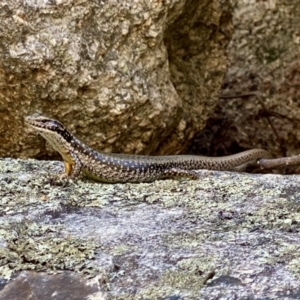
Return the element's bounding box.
[111,244,135,256]
[162,230,209,250]
[288,255,300,280]
[137,257,216,299]
[243,197,300,231]
[0,221,99,280]
[0,158,119,216]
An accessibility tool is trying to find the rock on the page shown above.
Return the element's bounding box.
[1,158,300,299]
[0,0,233,158]
[0,271,105,300]
[204,0,300,163]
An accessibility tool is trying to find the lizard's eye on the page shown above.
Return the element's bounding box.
[47,120,61,127]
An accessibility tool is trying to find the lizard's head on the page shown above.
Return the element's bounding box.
[25,113,72,143]
[25,113,65,131]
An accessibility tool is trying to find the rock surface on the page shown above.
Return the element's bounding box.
[200,0,300,163]
[1,158,300,299]
[0,271,103,300]
[0,0,233,158]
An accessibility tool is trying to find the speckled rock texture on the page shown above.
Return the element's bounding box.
[1,158,300,299]
[0,0,233,159]
[200,0,300,164]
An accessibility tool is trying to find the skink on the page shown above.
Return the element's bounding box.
[25,113,272,183]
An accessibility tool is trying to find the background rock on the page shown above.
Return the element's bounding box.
[194,0,300,168]
[0,0,233,158]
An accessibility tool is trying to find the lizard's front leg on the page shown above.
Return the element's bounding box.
[63,150,82,179]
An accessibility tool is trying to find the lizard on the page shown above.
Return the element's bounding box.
[25,113,272,183]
